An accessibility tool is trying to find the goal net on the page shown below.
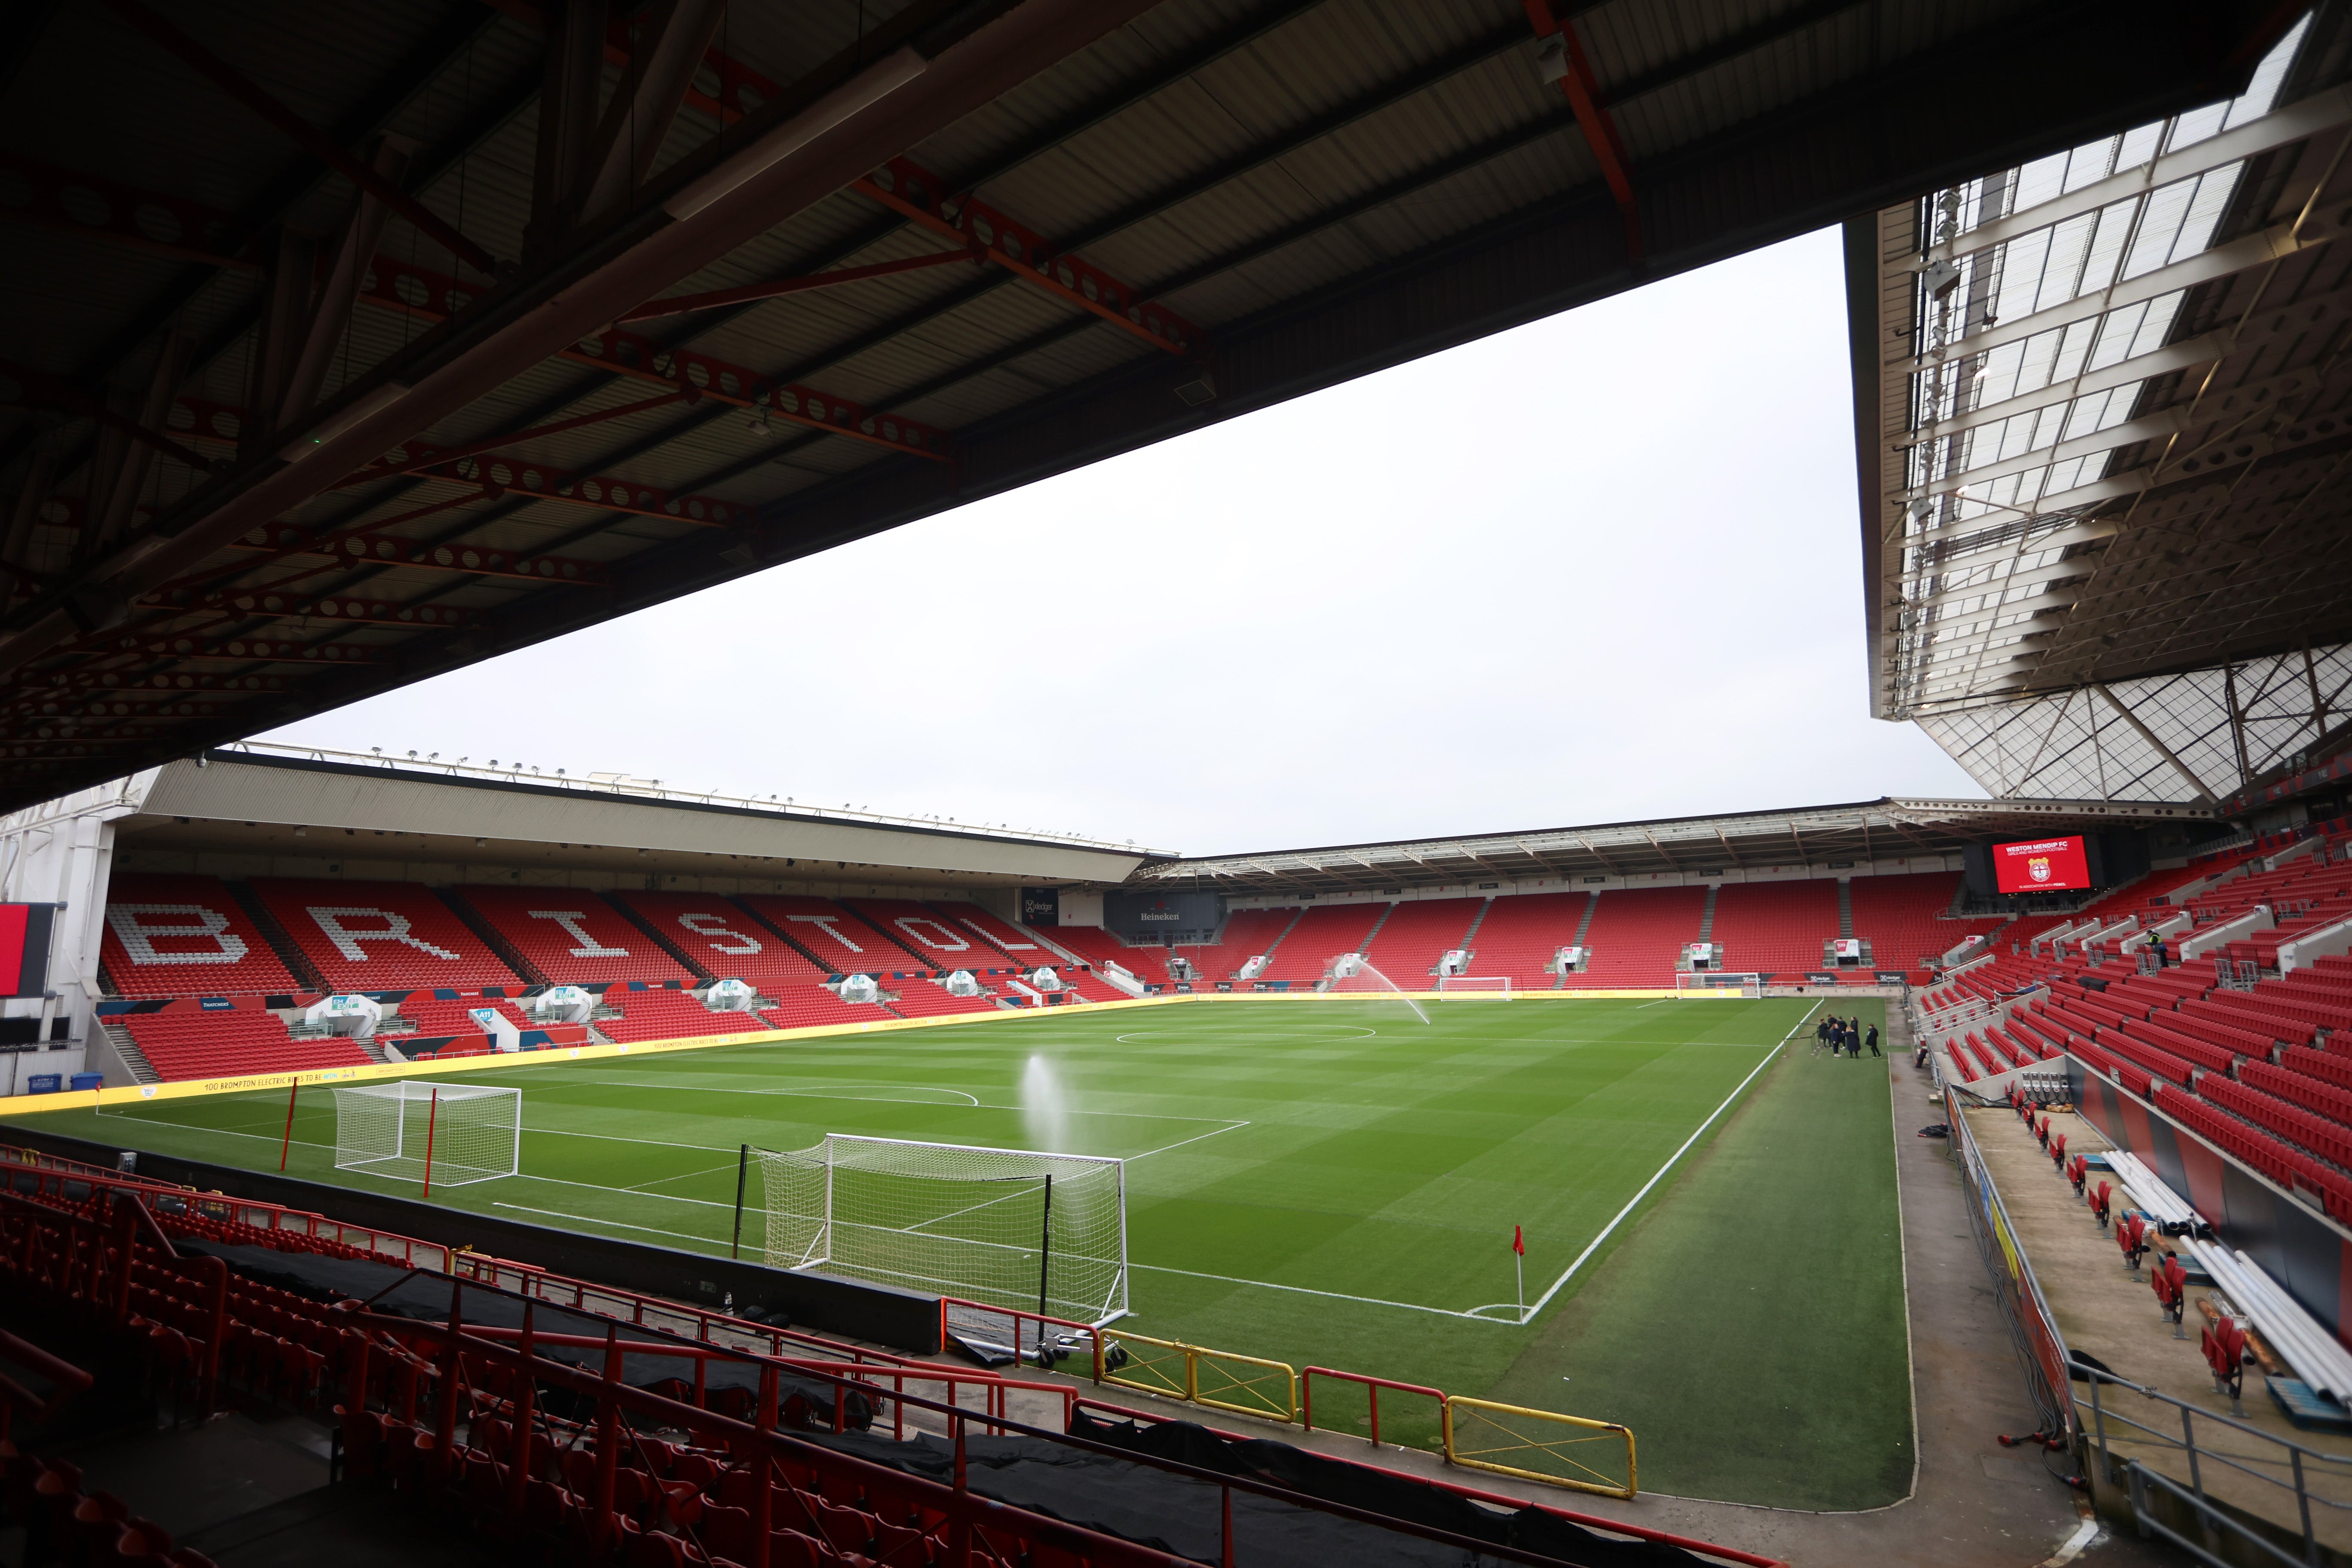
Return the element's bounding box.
[332,1082,520,1186]
[1675,971,1764,998]
[755,1135,1128,1328]
[1436,976,1513,996]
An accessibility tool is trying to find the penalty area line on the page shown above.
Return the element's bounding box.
[1126,1262,1482,1321]
[1513,998,1822,1324]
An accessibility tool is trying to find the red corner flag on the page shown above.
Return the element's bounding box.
[1512,1225,1525,1256]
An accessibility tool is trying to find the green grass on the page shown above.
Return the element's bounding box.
[4,994,1906,1506]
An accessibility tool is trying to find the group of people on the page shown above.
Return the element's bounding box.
[1817,1014,1879,1057]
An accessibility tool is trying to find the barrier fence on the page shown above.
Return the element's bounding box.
[940,1298,1639,1502]
[1444,1396,1638,1498]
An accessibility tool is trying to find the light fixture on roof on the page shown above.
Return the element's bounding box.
[475,839,487,848]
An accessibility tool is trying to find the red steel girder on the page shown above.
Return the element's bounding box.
[339,389,692,483]
[131,632,387,666]
[0,356,217,472]
[1523,1,1640,260]
[362,253,953,460]
[853,156,1208,358]
[0,150,260,271]
[621,247,982,324]
[98,0,498,276]
[184,589,487,633]
[480,3,1203,360]
[222,519,611,588]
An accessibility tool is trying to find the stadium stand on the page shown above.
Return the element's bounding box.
[1166,906,1299,983]
[1043,923,1168,983]
[595,989,771,1044]
[1568,887,1707,989]
[99,873,302,997]
[378,995,532,1040]
[606,891,830,988]
[0,1151,1759,1568]
[845,899,1001,971]
[454,886,696,986]
[1845,872,2006,978]
[740,894,919,974]
[1360,897,1483,983]
[1257,903,1392,984]
[928,901,1063,966]
[250,878,520,992]
[1460,893,1592,989]
[1708,881,1840,978]
[885,982,1007,1020]
[758,988,883,1030]
[119,1010,371,1081]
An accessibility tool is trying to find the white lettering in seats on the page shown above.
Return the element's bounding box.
[107,905,249,965]
[529,910,630,958]
[895,917,969,951]
[678,913,762,956]
[787,914,862,952]
[307,907,462,963]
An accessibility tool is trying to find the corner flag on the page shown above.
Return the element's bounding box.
[1512,1225,1525,1320]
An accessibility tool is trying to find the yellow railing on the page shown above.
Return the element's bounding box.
[1101,1330,1298,1424]
[1442,1396,1637,1499]
[1082,1316,1633,1499]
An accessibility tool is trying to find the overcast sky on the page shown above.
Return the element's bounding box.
[260,226,1984,856]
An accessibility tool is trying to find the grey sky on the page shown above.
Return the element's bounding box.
[261,227,1983,856]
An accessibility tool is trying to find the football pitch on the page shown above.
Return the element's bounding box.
[7,995,1909,1507]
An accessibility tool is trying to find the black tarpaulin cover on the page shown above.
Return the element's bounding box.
[168,1235,868,1427]
[796,1415,1711,1568]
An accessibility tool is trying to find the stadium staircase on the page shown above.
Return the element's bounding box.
[1697,885,1720,942]
[1558,891,1601,988]
[227,879,328,992]
[438,888,550,986]
[1353,903,1393,956]
[1240,906,1308,978]
[97,1018,159,1085]
[1837,879,1854,939]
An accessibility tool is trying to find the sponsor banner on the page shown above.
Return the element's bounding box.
[1020,888,1060,927]
[1104,889,1224,943]
[1993,834,2092,893]
[0,903,56,999]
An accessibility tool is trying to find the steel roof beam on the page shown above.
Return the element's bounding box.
[1936,84,2352,265]
[1885,219,2330,374]
[97,0,497,276]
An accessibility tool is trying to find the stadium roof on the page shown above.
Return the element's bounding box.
[1855,11,2352,805]
[0,0,2303,814]
[67,744,1155,885]
[1133,793,2218,895]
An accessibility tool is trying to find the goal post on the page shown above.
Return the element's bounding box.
[332,1082,520,1187]
[1675,971,1764,998]
[753,1135,1128,1328]
[1435,976,1513,996]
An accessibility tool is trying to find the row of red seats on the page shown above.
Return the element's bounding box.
[121,1011,372,1082]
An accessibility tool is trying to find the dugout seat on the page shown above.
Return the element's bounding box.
[2118,1212,2150,1272]
[2068,1154,2088,1201]
[2202,1314,2248,1412]
[2153,1253,2189,1335]
[2090,1179,2113,1231]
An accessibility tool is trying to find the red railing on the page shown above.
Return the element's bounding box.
[1300,1365,1446,1449]
[1072,1398,1788,1568]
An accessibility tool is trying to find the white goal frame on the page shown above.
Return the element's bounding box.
[755,1134,1128,1328]
[1675,971,1765,998]
[332,1082,520,1187]
[1435,975,1513,996]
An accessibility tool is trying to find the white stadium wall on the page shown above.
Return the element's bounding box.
[0,769,161,1093]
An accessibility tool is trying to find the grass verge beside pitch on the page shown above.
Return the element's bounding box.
[1483,998,1909,1510]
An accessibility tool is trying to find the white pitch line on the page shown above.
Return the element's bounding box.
[1512,998,1822,1324]
[1127,1262,1480,1320]
[1126,1121,1250,1161]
